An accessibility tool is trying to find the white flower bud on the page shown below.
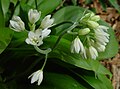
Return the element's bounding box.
[28,9,41,24]
[90,15,100,21]
[40,15,54,29]
[10,16,25,32]
[28,70,43,85]
[79,28,90,35]
[87,21,99,29]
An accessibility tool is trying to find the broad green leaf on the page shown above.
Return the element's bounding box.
[74,70,113,89]
[37,0,62,17]
[109,0,120,13]
[53,6,118,60]
[98,74,113,89]
[1,0,10,18]
[27,0,62,17]
[30,73,87,89]
[0,28,13,54]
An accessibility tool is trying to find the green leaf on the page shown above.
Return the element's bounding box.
[74,70,113,89]
[30,73,87,89]
[37,0,62,17]
[0,1,4,27]
[27,0,62,17]
[109,0,120,13]
[0,28,13,54]
[1,0,10,18]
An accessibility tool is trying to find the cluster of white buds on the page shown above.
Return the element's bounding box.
[71,12,110,60]
[10,9,54,85]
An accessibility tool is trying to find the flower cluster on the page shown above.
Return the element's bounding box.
[10,9,54,85]
[71,12,110,59]
[10,9,54,47]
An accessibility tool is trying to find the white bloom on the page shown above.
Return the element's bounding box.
[94,26,110,45]
[28,9,41,24]
[42,28,51,38]
[89,46,98,59]
[10,16,25,32]
[40,15,54,29]
[71,36,84,54]
[98,25,109,32]
[28,70,43,85]
[25,29,43,46]
[96,42,106,52]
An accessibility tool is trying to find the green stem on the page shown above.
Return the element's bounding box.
[67,30,78,35]
[49,21,74,29]
[41,54,48,70]
[34,46,51,54]
[52,22,78,50]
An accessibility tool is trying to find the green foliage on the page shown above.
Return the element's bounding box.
[109,0,120,13]
[0,0,118,89]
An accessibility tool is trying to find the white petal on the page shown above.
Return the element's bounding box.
[89,46,98,59]
[10,20,21,32]
[30,70,40,84]
[37,71,43,85]
[74,38,81,53]
[35,29,42,37]
[40,15,54,29]
[42,28,51,38]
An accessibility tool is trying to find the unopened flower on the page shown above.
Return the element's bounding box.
[10,16,25,32]
[89,46,98,59]
[28,9,41,24]
[25,29,43,46]
[79,28,90,35]
[71,36,84,54]
[87,20,99,29]
[40,15,54,29]
[90,15,100,22]
[28,70,43,85]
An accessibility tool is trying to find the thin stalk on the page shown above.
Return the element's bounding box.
[52,22,78,50]
[34,46,51,54]
[41,54,48,70]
